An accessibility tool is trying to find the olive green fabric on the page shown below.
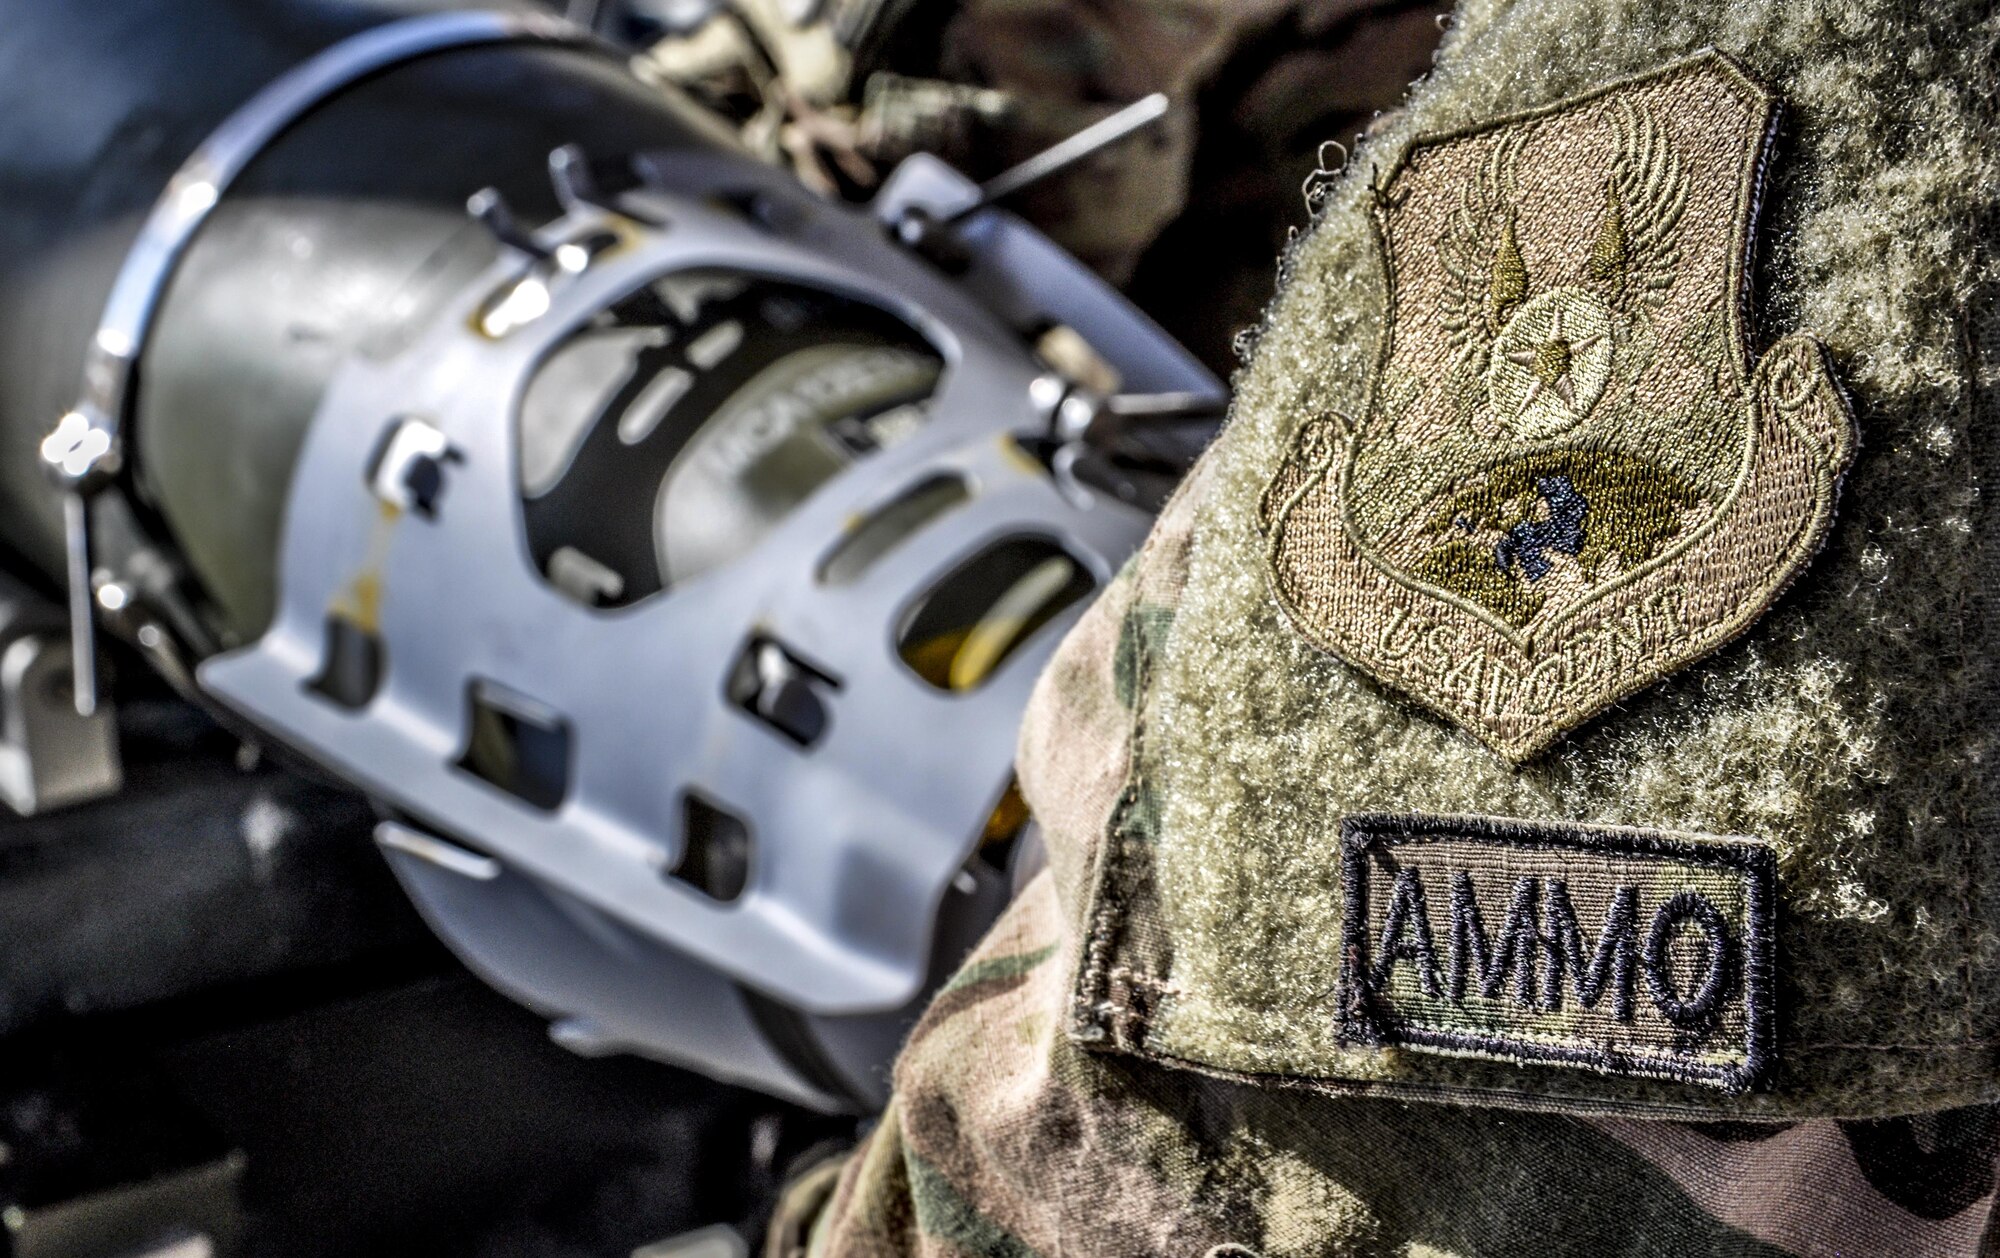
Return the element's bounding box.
[1064,0,2000,1118]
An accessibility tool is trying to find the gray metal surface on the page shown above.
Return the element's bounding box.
[46,9,589,497]
[199,148,1211,1021]
[872,154,1223,422]
[39,10,596,715]
[378,821,847,1112]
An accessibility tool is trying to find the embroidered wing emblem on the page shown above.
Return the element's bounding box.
[1261,53,1855,763]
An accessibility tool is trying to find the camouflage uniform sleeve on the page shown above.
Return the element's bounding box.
[777,452,2000,1254]
[766,338,2000,1256]
[777,0,2000,1250]
[765,448,1227,1258]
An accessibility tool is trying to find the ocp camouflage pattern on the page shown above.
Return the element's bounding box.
[770,455,2000,1255]
[768,0,2000,1250]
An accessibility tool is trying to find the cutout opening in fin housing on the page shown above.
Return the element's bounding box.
[675,793,753,901]
[307,614,384,710]
[726,636,841,748]
[896,537,1096,692]
[817,473,974,586]
[455,679,572,811]
[516,269,945,611]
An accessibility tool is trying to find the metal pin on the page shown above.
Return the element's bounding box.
[943,93,1171,227]
[548,144,599,212]
[1102,391,1227,424]
[467,187,552,259]
[61,494,97,716]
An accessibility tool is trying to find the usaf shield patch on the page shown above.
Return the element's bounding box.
[1261,53,1855,762]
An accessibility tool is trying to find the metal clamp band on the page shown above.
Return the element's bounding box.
[37,9,599,713]
[43,8,597,495]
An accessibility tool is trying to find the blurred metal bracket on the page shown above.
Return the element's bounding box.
[0,633,120,816]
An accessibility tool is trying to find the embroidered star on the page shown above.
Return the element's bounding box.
[1503,306,1605,413]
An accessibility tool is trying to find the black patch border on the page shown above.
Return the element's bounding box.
[1337,813,1775,1092]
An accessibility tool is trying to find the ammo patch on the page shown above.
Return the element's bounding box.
[1261,53,1856,762]
[1337,813,1774,1091]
